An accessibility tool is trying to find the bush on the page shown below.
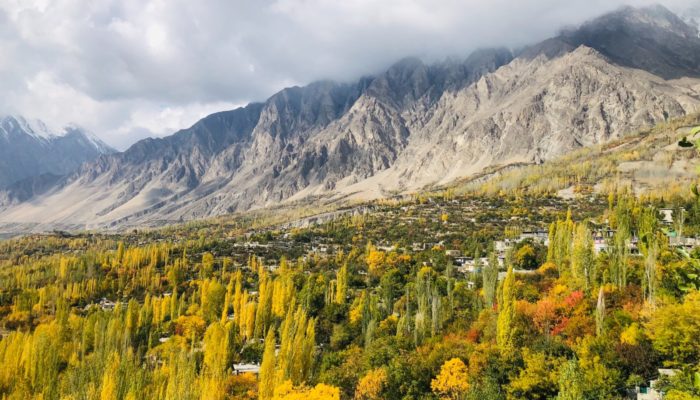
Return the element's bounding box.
[678,137,694,148]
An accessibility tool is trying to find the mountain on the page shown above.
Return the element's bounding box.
[1,5,700,231]
[559,4,700,79]
[0,116,115,188]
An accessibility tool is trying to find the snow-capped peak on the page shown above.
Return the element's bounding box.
[0,115,114,153]
[0,115,63,140]
[61,123,114,153]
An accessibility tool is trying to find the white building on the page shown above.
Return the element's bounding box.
[636,369,678,400]
[233,363,261,375]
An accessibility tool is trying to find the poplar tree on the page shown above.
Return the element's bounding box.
[571,223,594,290]
[259,328,277,400]
[497,267,516,357]
[335,263,348,305]
[595,287,605,336]
[232,270,243,326]
[255,270,272,338]
[483,252,499,309]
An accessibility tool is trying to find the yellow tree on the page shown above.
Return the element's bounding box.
[431,358,469,400]
[365,243,386,278]
[233,271,243,325]
[335,263,348,305]
[259,328,277,400]
[497,267,516,357]
[255,271,273,338]
[100,352,121,400]
[273,380,340,400]
[354,368,387,400]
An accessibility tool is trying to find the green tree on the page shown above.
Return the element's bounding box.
[483,252,499,309]
[556,359,584,400]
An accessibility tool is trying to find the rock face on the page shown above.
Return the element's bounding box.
[1,5,700,230]
[0,116,114,188]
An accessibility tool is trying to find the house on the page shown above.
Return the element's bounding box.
[659,208,674,225]
[494,240,510,253]
[233,363,261,375]
[99,298,116,311]
[668,235,699,250]
[311,244,330,254]
[519,229,548,243]
[636,369,678,400]
[592,228,615,253]
[498,269,537,280]
[456,257,498,274]
[453,256,472,267]
[412,243,426,251]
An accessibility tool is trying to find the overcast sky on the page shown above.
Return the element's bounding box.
[0,0,697,150]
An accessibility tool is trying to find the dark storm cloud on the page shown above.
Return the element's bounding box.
[0,0,696,149]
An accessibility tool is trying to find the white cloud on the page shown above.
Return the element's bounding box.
[0,0,696,150]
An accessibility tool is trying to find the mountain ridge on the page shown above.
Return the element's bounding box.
[1,4,700,232]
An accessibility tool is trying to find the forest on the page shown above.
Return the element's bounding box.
[0,188,699,400]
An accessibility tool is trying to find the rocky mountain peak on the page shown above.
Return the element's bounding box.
[560,4,700,79]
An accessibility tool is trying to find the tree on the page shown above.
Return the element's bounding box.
[497,267,516,356]
[259,329,277,400]
[273,381,340,400]
[201,279,226,324]
[646,291,700,367]
[276,305,316,385]
[354,368,387,400]
[202,252,215,277]
[514,244,538,270]
[639,207,659,306]
[335,263,348,305]
[595,287,605,337]
[366,245,387,279]
[483,252,499,309]
[571,224,594,289]
[431,358,469,400]
[508,350,560,399]
[556,359,584,400]
[100,352,121,400]
[610,205,631,288]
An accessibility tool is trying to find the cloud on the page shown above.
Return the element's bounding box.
[0,0,696,150]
